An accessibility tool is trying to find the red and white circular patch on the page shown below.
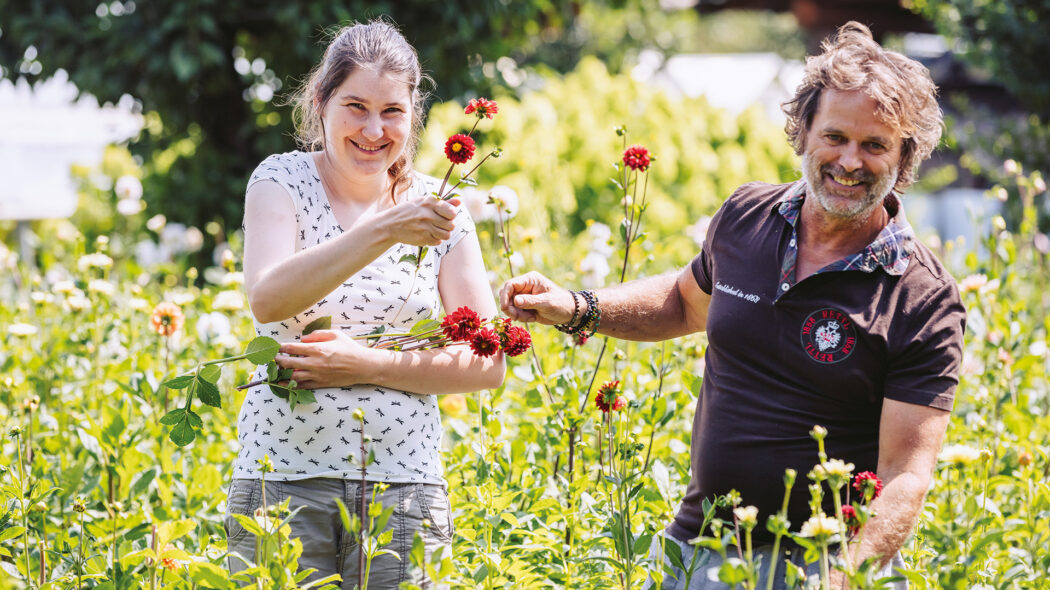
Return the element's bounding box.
[800,308,857,364]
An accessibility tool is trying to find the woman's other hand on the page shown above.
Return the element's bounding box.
[276,330,381,389]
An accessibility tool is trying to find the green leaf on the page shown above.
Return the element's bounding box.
[186,410,203,429]
[169,419,197,447]
[266,361,278,382]
[245,337,280,364]
[187,562,230,587]
[196,376,222,408]
[162,375,193,391]
[199,364,221,384]
[303,315,332,335]
[269,384,290,400]
[159,409,186,425]
[0,526,26,543]
[398,253,418,265]
[230,514,267,538]
[410,319,440,334]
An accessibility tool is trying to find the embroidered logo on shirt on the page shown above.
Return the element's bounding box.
[800,308,856,364]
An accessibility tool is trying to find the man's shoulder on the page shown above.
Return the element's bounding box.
[716,180,799,222]
[901,240,961,302]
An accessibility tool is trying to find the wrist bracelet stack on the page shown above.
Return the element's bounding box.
[554,290,601,338]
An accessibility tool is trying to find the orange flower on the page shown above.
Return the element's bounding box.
[150,302,185,337]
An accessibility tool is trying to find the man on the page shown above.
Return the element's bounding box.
[499,22,964,589]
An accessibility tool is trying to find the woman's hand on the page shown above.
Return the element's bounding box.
[275,330,383,389]
[498,271,577,325]
[381,195,462,247]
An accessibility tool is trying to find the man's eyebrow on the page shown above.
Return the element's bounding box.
[819,126,895,146]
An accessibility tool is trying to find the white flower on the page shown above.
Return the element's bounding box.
[161,223,188,252]
[1034,176,1046,194]
[115,175,143,201]
[213,290,245,311]
[958,274,987,294]
[1004,159,1019,175]
[196,312,232,344]
[77,253,114,272]
[172,292,196,306]
[587,222,612,242]
[129,297,150,311]
[30,291,53,305]
[733,505,759,527]
[488,186,518,220]
[146,214,167,232]
[65,293,91,312]
[184,226,204,253]
[508,251,525,273]
[939,444,982,466]
[800,514,842,538]
[52,280,77,295]
[87,279,116,297]
[222,272,244,286]
[116,198,145,216]
[135,240,171,266]
[458,187,490,221]
[579,251,610,289]
[8,323,38,337]
[818,459,855,479]
[686,216,712,248]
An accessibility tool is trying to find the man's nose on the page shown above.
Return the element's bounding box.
[837,143,863,172]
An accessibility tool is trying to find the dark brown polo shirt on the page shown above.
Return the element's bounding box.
[669,181,965,544]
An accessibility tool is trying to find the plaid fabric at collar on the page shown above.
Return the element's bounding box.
[777,180,915,277]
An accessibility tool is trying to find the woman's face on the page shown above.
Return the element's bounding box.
[320,68,413,183]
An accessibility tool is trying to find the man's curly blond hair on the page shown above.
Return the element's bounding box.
[782,21,943,191]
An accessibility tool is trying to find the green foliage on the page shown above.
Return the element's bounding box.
[419,57,799,237]
[909,0,1050,196]
[0,0,585,240]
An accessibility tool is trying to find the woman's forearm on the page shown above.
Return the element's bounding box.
[249,222,393,323]
[367,345,506,395]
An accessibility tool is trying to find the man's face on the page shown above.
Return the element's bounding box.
[801,89,902,221]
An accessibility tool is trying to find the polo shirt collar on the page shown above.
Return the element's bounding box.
[776,180,915,275]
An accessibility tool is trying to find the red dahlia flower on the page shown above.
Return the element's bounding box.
[622,145,651,172]
[500,324,532,357]
[595,380,626,413]
[441,306,482,342]
[841,505,860,535]
[469,328,501,357]
[852,471,883,501]
[444,134,476,164]
[465,98,499,119]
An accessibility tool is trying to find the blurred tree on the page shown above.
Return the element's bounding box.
[0,1,585,239]
[908,0,1050,183]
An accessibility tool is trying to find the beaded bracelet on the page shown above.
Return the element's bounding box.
[554,290,582,333]
[577,290,601,338]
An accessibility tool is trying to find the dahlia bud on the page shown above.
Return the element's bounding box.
[1004,159,1019,175]
[353,408,365,422]
[73,496,87,513]
[1018,450,1034,467]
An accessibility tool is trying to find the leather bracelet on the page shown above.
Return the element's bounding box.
[554,290,582,333]
[577,290,601,338]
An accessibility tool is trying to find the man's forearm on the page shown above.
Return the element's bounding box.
[846,470,929,569]
[590,273,691,341]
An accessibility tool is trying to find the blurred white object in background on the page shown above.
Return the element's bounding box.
[0,69,142,220]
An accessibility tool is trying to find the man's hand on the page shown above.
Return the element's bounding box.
[499,271,577,325]
[276,329,380,389]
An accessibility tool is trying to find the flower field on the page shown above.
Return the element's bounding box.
[2,73,1050,588]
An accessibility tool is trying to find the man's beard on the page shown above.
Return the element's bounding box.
[801,154,897,221]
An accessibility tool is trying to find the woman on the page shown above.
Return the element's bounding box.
[225,19,504,588]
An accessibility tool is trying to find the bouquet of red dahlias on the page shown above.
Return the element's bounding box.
[363,306,531,358]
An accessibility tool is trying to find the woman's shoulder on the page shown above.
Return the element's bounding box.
[252,151,315,179]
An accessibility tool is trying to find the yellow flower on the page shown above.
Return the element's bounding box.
[439,393,467,417]
[939,444,981,466]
